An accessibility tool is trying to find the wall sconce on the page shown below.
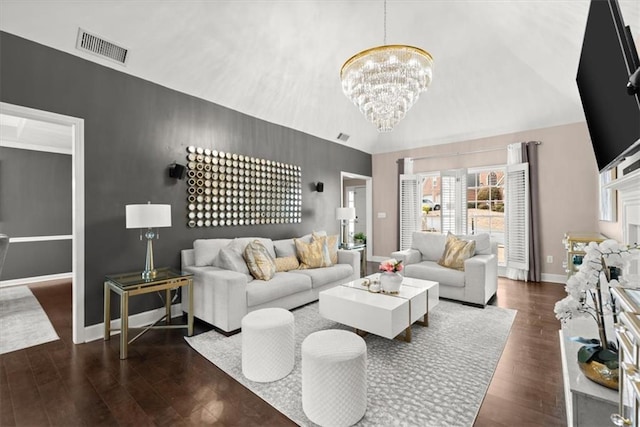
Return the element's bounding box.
[169,162,187,179]
[315,182,324,192]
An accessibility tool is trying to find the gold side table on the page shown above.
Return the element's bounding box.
[104,267,194,359]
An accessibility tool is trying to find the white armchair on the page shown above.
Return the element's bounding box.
[391,231,498,307]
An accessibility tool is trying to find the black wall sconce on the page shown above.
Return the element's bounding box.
[315,182,324,192]
[169,162,187,179]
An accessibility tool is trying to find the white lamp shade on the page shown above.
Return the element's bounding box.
[126,204,172,228]
[336,207,356,221]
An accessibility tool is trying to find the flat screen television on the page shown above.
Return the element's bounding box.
[576,0,640,173]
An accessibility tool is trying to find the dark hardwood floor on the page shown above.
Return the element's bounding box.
[1,271,567,426]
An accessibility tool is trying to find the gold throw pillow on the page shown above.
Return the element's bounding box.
[294,237,330,269]
[274,256,300,272]
[243,240,277,280]
[437,232,476,271]
[313,232,339,265]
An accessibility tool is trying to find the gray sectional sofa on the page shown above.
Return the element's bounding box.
[391,231,498,307]
[181,233,360,333]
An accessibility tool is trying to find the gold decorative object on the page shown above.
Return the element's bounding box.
[579,358,619,390]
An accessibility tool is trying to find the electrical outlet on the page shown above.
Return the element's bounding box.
[546,255,553,264]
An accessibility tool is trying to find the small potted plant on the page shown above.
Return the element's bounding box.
[353,232,366,244]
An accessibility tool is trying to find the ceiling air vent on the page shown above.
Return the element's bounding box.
[76,28,129,65]
[337,133,350,142]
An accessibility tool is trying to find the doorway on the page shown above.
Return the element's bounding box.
[340,172,372,263]
[0,102,85,344]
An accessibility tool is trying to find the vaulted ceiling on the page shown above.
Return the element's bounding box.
[1,1,638,154]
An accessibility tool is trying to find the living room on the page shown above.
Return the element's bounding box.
[1,1,640,426]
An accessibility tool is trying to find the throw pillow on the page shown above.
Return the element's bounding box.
[243,240,277,281]
[274,256,300,272]
[294,237,330,269]
[217,246,252,276]
[313,232,339,265]
[193,238,232,266]
[437,232,476,271]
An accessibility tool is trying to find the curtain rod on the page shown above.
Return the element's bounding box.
[396,141,542,163]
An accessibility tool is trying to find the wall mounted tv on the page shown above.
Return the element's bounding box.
[576,0,640,173]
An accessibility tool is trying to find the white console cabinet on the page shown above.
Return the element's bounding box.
[560,317,618,426]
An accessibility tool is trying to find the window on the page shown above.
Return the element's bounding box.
[466,167,506,265]
[402,166,508,265]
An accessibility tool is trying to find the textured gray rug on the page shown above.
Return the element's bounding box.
[186,300,516,427]
[0,286,59,355]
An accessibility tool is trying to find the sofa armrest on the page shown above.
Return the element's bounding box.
[391,249,422,266]
[337,249,360,281]
[463,254,498,306]
[181,249,195,268]
[182,266,249,332]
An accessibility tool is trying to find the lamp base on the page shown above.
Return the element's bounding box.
[141,269,157,280]
[142,230,156,280]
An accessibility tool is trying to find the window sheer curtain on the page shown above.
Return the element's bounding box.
[506,141,541,282]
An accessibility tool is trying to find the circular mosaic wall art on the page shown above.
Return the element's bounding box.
[185,146,302,227]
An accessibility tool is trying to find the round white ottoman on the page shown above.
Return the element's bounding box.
[302,329,367,427]
[241,307,295,382]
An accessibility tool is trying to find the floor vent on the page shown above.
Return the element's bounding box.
[76,28,128,65]
[337,133,350,142]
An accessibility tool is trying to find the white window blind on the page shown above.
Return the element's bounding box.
[505,162,530,270]
[440,169,467,235]
[399,174,421,250]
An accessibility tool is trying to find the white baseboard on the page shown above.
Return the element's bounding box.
[541,273,566,284]
[370,255,388,263]
[0,272,73,288]
[83,303,185,343]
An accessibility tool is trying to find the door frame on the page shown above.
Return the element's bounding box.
[1,102,85,344]
[340,171,373,263]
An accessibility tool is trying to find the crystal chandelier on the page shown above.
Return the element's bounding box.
[340,2,433,132]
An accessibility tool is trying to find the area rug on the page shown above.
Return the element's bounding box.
[186,300,516,426]
[0,286,59,355]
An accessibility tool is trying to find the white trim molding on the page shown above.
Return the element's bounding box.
[9,235,72,243]
[0,272,73,288]
[1,102,86,344]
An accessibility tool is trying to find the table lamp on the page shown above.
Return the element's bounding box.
[336,207,356,246]
[126,202,172,279]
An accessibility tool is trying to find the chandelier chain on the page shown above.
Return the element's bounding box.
[383,0,387,45]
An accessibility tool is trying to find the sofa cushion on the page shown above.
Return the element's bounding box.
[194,238,232,266]
[405,261,466,287]
[438,233,476,271]
[289,264,353,288]
[246,272,312,307]
[295,237,331,269]
[411,232,447,262]
[243,240,277,281]
[460,233,491,255]
[274,239,296,258]
[274,256,300,272]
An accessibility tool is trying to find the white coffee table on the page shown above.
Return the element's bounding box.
[319,274,439,342]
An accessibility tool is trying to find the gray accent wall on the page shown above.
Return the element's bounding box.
[0,31,372,326]
[0,147,72,280]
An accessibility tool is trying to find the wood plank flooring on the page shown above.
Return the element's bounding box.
[1,273,568,426]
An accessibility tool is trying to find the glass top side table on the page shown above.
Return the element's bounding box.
[104,267,194,359]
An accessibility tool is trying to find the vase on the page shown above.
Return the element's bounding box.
[577,345,619,390]
[380,272,403,294]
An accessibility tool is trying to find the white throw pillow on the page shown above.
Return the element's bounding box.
[193,238,232,266]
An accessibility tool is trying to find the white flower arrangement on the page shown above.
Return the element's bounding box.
[554,239,640,350]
